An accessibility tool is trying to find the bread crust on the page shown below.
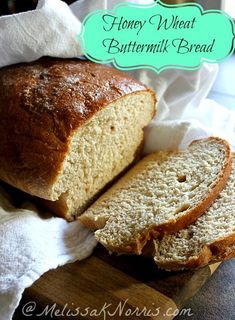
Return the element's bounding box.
[80,137,232,255]
[213,243,235,262]
[0,58,155,201]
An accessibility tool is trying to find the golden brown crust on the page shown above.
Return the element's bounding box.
[0,57,151,200]
[210,233,235,255]
[213,243,235,262]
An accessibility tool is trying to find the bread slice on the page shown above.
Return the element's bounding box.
[0,58,156,220]
[79,137,231,254]
[154,155,235,271]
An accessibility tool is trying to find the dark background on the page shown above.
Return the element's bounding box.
[0,0,74,15]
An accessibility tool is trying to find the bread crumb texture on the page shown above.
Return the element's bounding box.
[81,138,231,253]
[154,155,235,269]
[52,91,155,216]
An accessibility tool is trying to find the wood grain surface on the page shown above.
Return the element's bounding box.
[13,245,220,320]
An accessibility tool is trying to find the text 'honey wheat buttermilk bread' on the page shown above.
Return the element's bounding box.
[154,154,235,271]
[0,58,156,220]
[79,138,231,254]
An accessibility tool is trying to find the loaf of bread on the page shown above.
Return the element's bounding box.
[154,155,235,270]
[79,138,231,254]
[0,58,156,220]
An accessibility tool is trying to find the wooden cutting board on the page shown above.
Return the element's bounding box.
[13,244,220,320]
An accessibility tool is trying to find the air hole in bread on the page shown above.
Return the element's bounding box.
[185,230,194,240]
[110,126,115,131]
[175,203,190,215]
[177,175,187,183]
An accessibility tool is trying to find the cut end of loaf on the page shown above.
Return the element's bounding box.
[0,58,155,205]
[80,137,231,255]
[49,90,156,218]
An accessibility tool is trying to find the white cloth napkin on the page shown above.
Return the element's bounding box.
[0,187,97,320]
[0,1,235,320]
[139,66,235,153]
[0,0,82,68]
